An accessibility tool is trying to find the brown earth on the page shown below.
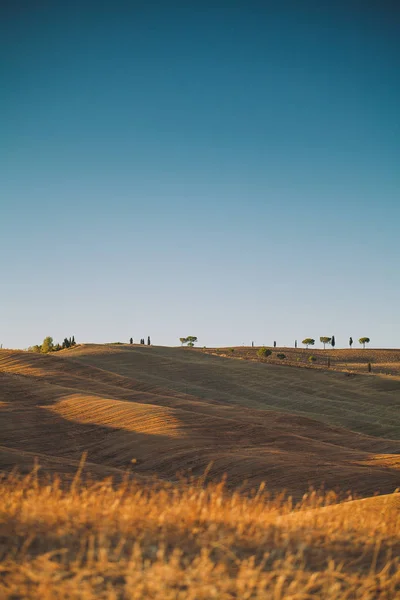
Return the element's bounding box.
[0,344,400,498]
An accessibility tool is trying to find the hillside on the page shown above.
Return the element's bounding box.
[0,344,400,498]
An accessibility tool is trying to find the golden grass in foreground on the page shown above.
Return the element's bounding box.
[0,469,399,599]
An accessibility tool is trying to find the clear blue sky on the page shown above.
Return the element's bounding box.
[1,1,399,349]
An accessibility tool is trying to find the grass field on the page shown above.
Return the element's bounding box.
[0,343,399,597]
[0,468,399,599]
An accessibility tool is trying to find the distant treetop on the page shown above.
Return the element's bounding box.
[180,336,198,347]
[319,337,331,349]
[302,338,315,349]
[359,337,370,349]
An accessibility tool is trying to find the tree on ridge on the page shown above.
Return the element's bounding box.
[359,337,370,349]
[41,336,54,354]
[180,336,197,347]
[320,336,331,350]
[302,338,315,349]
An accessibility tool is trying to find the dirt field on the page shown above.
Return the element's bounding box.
[0,344,399,498]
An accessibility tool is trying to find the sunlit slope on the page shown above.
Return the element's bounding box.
[1,473,399,599]
[68,344,400,439]
[0,345,399,497]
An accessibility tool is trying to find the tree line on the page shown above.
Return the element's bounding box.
[130,336,151,345]
[28,336,76,354]
[302,337,370,349]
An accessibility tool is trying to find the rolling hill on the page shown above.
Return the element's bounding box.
[0,343,399,498]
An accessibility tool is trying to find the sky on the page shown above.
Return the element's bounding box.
[1,1,399,349]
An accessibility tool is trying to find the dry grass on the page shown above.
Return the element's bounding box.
[0,466,399,599]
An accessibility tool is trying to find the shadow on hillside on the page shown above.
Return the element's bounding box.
[1,367,400,500]
[66,346,400,439]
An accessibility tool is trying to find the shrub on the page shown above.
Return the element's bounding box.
[29,345,42,353]
[230,348,235,353]
[257,347,272,358]
[308,355,317,363]
[276,353,286,360]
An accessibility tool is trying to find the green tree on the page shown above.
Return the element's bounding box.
[29,345,42,353]
[257,347,272,358]
[331,335,335,348]
[180,336,198,347]
[359,337,370,349]
[302,338,315,349]
[320,336,331,349]
[349,337,353,348]
[41,336,54,353]
[71,336,76,346]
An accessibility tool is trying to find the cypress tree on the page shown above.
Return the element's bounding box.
[331,335,335,348]
[147,336,151,345]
